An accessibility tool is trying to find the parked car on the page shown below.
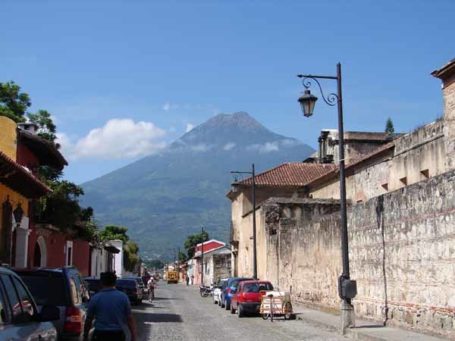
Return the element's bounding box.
[116,278,143,305]
[16,267,89,340]
[221,277,253,310]
[0,266,59,341]
[84,277,102,297]
[213,278,228,305]
[123,276,147,297]
[230,280,274,317]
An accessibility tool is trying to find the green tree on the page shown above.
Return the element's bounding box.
[178,250,187,263]
[99,225,129,243]
[0,81,30,122]
[183,230,209,259]
[28,110,57,142]
[145,259,165,270]
[99,225,140,272]
[385,118,395,136]
[124,240,140,272]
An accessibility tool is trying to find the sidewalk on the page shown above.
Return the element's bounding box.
[292,302,447,341]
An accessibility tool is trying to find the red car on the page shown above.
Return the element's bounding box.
[230,280,274,317]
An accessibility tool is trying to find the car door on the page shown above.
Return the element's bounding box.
[0,273,56,341]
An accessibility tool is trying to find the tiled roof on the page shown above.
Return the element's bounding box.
[234,162,337,187]
[0,150,50,198]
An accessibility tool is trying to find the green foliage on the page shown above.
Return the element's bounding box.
[183,231,209,259]
[99,225,140,272]
[36,180,86,230]
[178,250,187,262]
[124,240,140,272]
[144,259,165,270]
[0,81,30,122]
[99,225,129,243]
[28,110,57,142]
[385,118,395,135]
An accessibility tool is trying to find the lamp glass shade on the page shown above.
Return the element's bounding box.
[298,90,318,117]
[13,204,24,224]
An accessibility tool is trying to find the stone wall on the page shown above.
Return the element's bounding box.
[263,169,455,338]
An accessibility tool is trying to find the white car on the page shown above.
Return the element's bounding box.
[213,279,228,305]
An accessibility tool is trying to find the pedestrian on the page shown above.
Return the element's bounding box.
[185,273,189,286]
[191,274,194,285]
[147,276,155,301]
[83,272,137,341]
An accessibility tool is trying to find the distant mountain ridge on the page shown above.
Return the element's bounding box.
[81,112,314,259]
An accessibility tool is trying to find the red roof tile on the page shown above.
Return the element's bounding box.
[235,162,337,187]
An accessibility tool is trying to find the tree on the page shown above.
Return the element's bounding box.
[0,81,30,122]
[28,110,57,142]
[183,231,209,259]
[99,226,140,272]
[99,225,129,243]
[178,250,187,263]
[385,118,395,136]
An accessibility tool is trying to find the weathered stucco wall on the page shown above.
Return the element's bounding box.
[310,120,446,203]
[263,169,455,338]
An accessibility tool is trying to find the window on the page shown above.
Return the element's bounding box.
[69,278,80,305]
[66,241,73,266]
[1,274,22,321]
[400,177,407,186]
[0,281,8,324]
[11,276,35,320]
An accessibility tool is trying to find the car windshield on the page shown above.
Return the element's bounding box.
[20,274,68,306]
[243,282,273,293]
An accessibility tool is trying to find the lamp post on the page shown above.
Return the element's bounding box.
[297,63,356,333]
[231,164,257,279]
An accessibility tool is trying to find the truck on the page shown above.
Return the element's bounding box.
[166,270,179,284]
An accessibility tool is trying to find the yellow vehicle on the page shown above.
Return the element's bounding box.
[166,270,179,284]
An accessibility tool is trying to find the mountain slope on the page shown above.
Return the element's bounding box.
[81,112,314,259]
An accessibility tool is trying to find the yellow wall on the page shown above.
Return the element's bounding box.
[0,183,29,214]
[0,116,17,161]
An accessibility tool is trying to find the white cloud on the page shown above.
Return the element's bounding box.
[162,101,179,111]
[58,119,167,160]
[246,142,280,153]
[223,142,236,151]
[186,123,195,132]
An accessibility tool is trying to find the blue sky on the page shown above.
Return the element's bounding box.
[1,0,453,184]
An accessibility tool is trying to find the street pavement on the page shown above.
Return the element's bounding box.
[132,281,346,341]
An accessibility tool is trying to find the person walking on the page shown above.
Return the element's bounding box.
[185,273,190,286]
[83,272,137,341]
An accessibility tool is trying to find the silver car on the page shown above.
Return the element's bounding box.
[213,279,228,305]
[0,266,58,341]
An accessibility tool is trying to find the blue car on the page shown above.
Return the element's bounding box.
[220,277,253,310]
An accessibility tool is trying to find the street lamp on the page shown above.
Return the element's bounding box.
[297,63,357,333]
[231,164,257,279]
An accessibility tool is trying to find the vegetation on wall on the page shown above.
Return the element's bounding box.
[99,225,140,272]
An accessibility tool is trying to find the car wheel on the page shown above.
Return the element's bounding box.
[237,304,244,318]
[230,304,236,314]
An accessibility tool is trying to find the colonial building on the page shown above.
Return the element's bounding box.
[192,239,227,285]
[0,117,50,267]
[228,58,455,338]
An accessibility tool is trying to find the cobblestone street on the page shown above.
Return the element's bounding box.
[133,282,345,341]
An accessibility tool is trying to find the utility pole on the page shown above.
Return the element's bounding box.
[201,227,204,286]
